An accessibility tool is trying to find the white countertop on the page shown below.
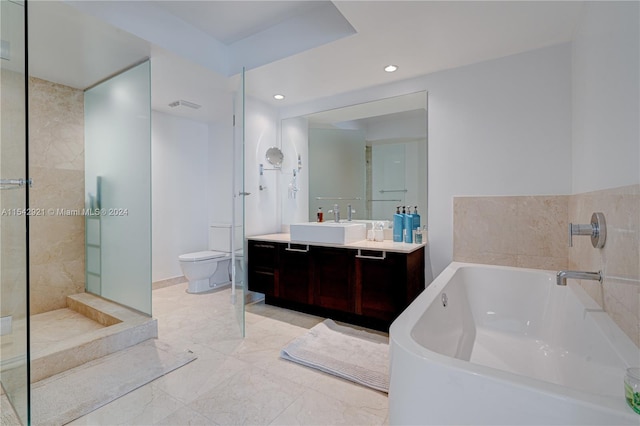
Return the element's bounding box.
[248,233,426,254]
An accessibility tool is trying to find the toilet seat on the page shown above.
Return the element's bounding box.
[178,250,228,262]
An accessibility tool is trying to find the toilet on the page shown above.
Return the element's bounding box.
[179,224,243,294]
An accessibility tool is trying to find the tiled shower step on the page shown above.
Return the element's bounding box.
[30,293,157,383]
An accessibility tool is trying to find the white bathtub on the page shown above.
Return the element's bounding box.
[389,262,639,425]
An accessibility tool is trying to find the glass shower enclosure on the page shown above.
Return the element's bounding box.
[232,68,246,336]
[0,0,30,423]
[84,60,152,315]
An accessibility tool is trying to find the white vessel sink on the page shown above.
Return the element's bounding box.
[290,222,367,245]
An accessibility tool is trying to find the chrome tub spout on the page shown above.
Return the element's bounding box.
[556,270,602,286]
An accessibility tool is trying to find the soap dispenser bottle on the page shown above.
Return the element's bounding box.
[317,207,323,223]
[413,206,421,234]
[404,206,414,243]
[393,206,404,242]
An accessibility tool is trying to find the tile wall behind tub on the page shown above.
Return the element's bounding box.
[453,189,640,348]
[453,195,569,270]
[28,77,85,314]
[568,184,640,347]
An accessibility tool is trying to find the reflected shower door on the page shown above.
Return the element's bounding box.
[0,0,30,423]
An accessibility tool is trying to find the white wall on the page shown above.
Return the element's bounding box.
[280,116,309,227]
[244,96,281,236]
[572,1,640,193]
[208,115,233,226]
[281,43,573,276]
[152,94,280,281]
[427,45,572,274]
[152,111,209,281]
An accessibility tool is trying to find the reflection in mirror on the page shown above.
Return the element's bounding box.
[265,146,284,168]
[282,92,427,224]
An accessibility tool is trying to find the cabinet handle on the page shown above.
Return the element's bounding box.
[356,249,386,260]
[286,243,309,253]
[253,244,275,249]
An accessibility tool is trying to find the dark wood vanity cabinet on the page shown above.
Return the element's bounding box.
[247,239,425,331]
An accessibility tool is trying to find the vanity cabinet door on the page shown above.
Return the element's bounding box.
[355,247,425,323]
[311,246,355,312]
[278,244,312,305]
[247,240,278,297]
[355,251,404,322]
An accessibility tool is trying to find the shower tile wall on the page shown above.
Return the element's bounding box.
[568,184,640,347]
[28,77,85,314]
[0,70,29,319]
[453,188,640,347]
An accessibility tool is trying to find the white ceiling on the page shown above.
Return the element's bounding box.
[28,1,585,123]
[151,1,329,45]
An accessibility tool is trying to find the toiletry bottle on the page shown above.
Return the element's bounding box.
[393,206,404,242]
[317,207,323,223]
[404,206,413,243]
[414,227,423,244]
[413,206,421,234]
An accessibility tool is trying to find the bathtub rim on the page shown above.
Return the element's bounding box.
[389,261,639,418]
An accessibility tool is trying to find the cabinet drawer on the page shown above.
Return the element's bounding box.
[248,268,275,296]
[248,240,278,268]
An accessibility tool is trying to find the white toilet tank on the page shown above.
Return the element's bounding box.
[209,223,243,253]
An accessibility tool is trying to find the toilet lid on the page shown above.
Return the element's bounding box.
[179,250,228,262]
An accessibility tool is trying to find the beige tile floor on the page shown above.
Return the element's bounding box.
[70,283,389,425]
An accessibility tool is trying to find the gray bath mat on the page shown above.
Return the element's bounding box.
[280,319,389,392]
[31,339,196,425]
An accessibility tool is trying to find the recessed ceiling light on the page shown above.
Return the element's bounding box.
[384,64,398,73]
[273,94,285,100]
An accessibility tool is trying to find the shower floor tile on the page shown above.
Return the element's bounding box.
[30,308,105,355]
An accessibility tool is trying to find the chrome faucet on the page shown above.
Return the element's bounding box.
[329,204,340,222]
[347,204,354,221]
[556,270,602,286]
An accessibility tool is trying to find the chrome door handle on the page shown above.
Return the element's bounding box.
[0,178,32,190]
[238,192,251,196]
[286,243,309,253]
[355,249,386,260]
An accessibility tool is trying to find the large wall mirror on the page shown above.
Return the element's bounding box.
[281,91,427,226]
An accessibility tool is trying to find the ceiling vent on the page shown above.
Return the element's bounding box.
[168,100,201,109]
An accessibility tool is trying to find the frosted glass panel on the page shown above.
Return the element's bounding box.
[86,275,101,295]
[86,246,101,275]
[84,61,151,315]
[86,218,100,245]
